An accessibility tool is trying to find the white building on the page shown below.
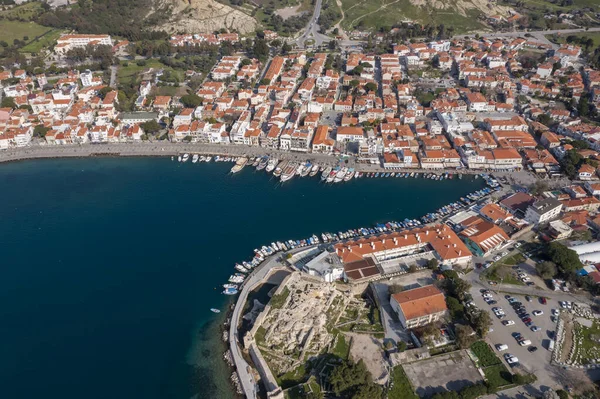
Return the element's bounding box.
[524,198,563,225]
[390,285,448,329]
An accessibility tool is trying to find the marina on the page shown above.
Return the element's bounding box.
[176,153,482,184]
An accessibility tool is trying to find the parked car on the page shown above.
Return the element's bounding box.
[540,297,547,305]
[522,317,532,323]
[502,320,515,326]
[532,310,543,316]
[531,326,541,332]
[487,300,497,305]
[526,282,535,286]
[528,346,538,353]
[496,344,509,351]
[525,296,532,302]
[552,309,560,316]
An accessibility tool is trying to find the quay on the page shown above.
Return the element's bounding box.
[0,142,549,181]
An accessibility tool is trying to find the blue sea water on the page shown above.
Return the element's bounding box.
[0,158,485,399]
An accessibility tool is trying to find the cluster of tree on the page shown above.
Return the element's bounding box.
[318,3,341,31]
[547,242,583,275]
[441,270,492,336]
[37,0,170,41]
[269,13,312,34]
[65,44,114,69]
[559,147,597,178]
[329,359,383,399]
[563,35,595,50]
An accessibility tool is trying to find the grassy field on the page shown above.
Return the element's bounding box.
[0,20,57,46]
[546,32,600,47]
[118,59,185,86]
[332,333,350,359]
[339,0,485,33]
[0,1,45,20]
[20,28,62,53]
[483,364,513,388]
[388,366,419,399]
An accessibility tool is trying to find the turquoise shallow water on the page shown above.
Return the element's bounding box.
[0,158,485,399]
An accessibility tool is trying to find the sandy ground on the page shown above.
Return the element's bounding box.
[348,333,389,384]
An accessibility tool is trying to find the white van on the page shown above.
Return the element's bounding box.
[496,344,508,351]
[519,339,532,346]
[548,340,555,351]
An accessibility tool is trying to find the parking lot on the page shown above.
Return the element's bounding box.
[471,288,559,375]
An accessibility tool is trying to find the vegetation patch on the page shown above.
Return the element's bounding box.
[470,341,501,367]
[388,366,418,399]
[270,286,290,309]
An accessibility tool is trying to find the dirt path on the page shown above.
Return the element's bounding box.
[558,314,574,363]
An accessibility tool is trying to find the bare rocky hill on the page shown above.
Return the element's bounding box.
[156,0,258,34]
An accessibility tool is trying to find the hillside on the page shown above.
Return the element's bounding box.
[337,0,512,33]
[155,0,258,34]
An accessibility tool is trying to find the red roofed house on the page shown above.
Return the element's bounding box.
[391,285,448,329]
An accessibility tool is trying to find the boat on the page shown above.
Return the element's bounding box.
[192,154,199,163]
[295,164,305,176]
[300,162,312,177]
[266,158,278,173]
[182,154,189,162]
[222,287,239,295]
[326,168,337,183]
[230,157,248,174]
[252,157,260,167]
[177,155,182,162]
[309,164,320,177]
[223,284,238,289]
[343,168,355,181]
[210,308,221,313]
[334,167,347,183]
[281,162,297,182]
[234,264,248,273]
[321,166,332,181]
[257,156,269,171]
[273,160,287,177]
[205,156,212,162]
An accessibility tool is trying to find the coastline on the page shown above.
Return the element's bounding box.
[0,143,506,176]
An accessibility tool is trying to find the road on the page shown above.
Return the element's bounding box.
[295,0,331,48]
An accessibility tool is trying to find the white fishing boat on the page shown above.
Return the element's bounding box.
[192,154,199,163]
[182,153,189,162]
[210,308,221,313]
[321,166,332,181]
[266,158,278,173]
[343,168,355,181]
[309,164,320,177]
[177,155,182,162]
[230,157,248,174]
[334,167,347,183]
[327,168,338,183]
[205,156,212,162]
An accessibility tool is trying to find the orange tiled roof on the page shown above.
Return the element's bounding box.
[392,285,447,320]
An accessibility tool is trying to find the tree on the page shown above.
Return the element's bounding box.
[397,340,407,352]
[351,382,382,399]
[556,390,569,399]
[179,94,202,108]
[529,180,549,196]
[140,120,161,134]
[408,264,418,273]
[471,310,492,336]
[97,87,112,100]
[578,94,590,117]
[548,242,582,275]
[330,360,373,397]
[452,278,471,301]
[252,38,269,61]
[364,82,377,92]
[536,261,557,279]
[542,390,561,399]
[349,79,359,88]
[426,258,439,270]
[455,324,476,349]
[33,125,50,138]
[446,296,465,320]
[1,96,15,108]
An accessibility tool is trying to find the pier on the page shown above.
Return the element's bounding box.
[228,252,288,399]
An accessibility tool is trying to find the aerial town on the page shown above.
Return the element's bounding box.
[4,14,600,399]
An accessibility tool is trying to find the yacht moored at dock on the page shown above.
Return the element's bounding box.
[266,158,278,173]
[321,166,332,181]
[181,153,189,162]
[273,160,286,177]
[230,157,248,174]
[309,164,320,177]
